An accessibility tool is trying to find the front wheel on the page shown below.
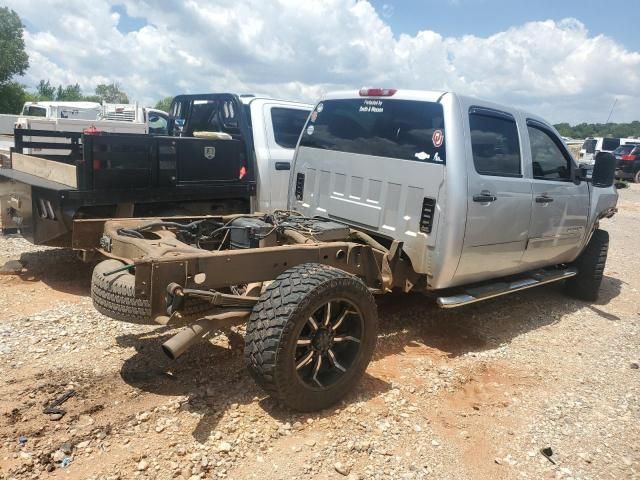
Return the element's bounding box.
[244,263,378,411]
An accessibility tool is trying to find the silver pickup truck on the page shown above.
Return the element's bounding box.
[88,88,618,412]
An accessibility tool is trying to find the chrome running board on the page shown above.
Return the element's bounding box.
[436,267,578,309]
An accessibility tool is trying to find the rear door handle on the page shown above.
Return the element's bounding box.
[473,190,497,203]
[275,161,290,171]
[535,195,554,204]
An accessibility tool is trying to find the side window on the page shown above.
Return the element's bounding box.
[527,126,572,181]
[601,137,620,151]
[469,111,521,177]
[26,106,47,117]
[271,107,310,149]
[148,112,168,135]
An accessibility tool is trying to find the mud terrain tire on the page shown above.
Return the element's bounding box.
[244,263,378,411]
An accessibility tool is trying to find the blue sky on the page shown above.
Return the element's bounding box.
[370,0,640,51]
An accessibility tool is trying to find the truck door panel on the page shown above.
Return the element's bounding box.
[455,108,533,283]
[522,123,589,265]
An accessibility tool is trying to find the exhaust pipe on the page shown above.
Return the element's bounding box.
[161,311,250,360]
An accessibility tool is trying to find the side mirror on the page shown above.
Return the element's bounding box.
[592,152,617,187]
[572,166,588,184]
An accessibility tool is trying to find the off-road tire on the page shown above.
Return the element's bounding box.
[91,259,213,323]
[565,229,609,301]
[244,263,378,411]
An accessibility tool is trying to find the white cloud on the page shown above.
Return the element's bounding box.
[5,0,640,123]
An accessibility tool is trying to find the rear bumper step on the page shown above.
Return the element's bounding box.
[437,267,577,308]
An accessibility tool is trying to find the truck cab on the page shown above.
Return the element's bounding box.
[167,94,311,212]
[290,89,618,290]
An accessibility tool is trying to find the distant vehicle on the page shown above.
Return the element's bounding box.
[616,144,640,183]
[15,103,169,156]
[580,137,639,166]
[612,143,639,161]
[21,101,102,120]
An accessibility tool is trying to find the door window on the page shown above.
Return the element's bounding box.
[528,125,572,181]
[469,110,521,177]
[271,107,310,149]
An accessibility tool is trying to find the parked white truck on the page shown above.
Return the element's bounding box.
[88,88,618,412]
[0,93,312,246]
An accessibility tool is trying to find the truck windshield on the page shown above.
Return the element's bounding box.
[23,105,47,117]
[299,99,446,163]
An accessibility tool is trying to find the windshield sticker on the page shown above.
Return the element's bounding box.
[316,103,323,113]
[414,151,430,161]
[359,99,384,113]
[306,125,315,135]
[432,129,444,148]
[310,111,318,122]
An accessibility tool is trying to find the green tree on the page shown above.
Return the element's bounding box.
[55,83,83,101]
[0,7,29,113]
[95,83,129,103]
[35,79,55,100]
[154,96,173,112]
[0,7,29,84]
[0,81,27,114]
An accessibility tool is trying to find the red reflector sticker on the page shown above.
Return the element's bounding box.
[239,166,247,179]
[432,129,444,148]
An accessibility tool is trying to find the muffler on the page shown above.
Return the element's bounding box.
[161,311,250,360]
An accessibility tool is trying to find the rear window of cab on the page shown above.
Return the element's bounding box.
[299,99,446,163]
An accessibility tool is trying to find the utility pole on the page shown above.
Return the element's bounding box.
[605,98,617,124]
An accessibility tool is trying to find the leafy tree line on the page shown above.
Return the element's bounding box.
[554,122,640,139]
[30,79,129,103]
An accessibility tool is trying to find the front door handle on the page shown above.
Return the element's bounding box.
[535,195,554,204]
[473,190,497,203]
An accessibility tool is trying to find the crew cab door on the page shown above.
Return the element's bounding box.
[522,121,589,265]
[455,107,532,283]
[261,104,311,211]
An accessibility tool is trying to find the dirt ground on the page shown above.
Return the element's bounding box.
[0,185,639,480]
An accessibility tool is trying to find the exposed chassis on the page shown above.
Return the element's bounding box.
[75,214,420,325]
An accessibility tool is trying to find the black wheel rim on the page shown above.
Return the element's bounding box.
[294,299,364,390]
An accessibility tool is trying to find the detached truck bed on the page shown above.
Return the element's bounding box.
[0,127,254,247]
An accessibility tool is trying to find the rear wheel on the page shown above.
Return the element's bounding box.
[634,169,640,183]
[244,263,378,411]
[565,229,609,301]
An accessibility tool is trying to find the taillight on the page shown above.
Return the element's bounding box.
[83,125,102,135]
[621,154,637,161]
[359,87,397,97]
[239,166,247,179]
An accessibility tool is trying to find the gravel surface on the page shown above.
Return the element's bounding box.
[0,185,639,480]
